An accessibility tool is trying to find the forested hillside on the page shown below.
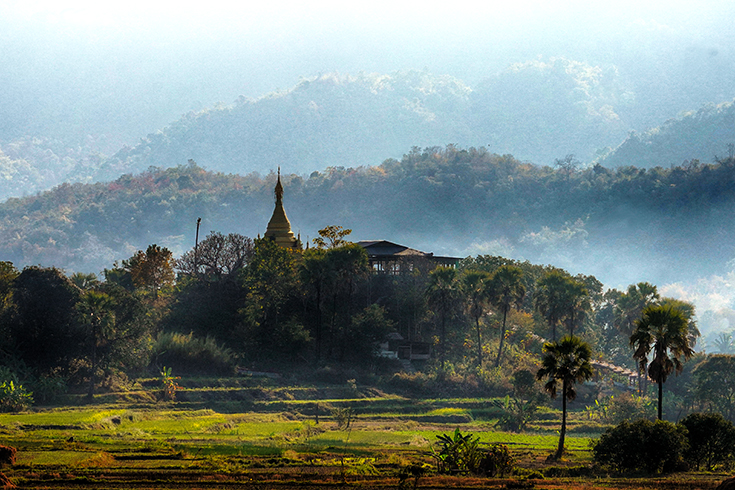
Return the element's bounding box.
[0,63,631,201]
[4,65,735,203]
[2,146,734,291]
[599,99,735,168]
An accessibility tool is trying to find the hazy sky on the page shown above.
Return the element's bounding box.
[3,0,734,149]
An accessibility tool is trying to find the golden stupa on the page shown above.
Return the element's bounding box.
[264,168,301,250]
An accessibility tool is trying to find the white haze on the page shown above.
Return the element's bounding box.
[2,0,735,345]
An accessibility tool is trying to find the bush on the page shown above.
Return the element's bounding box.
[432,428,515,476]
[586,393,655,424]
[493,395,538,432]
[592,419,688,473]
[30,374,67,404]
[680,412,735,470]
[152,332,234,375]
[0,381,33,412]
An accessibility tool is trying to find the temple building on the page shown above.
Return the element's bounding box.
[357,240,461,273]
[263,170,460,270]
[264,169,301,250]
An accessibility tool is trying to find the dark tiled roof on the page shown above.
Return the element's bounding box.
[357,240,431,257]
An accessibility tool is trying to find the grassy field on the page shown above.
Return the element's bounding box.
[0,377,728,489]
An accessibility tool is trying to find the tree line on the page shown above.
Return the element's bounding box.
[2,146,735,284]
[2,224,734,430]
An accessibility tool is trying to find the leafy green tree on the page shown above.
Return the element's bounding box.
[323,243,370,360]
[9,266,84,376]
[615,282,659,337]
[631,304,695,420]
[563,279,589,337]
[166,232,253,347]
[313,225,352,249]
[239,237,302,360]
[341,304,394,366]
[680,412,735,470]
[124,244,175,299]
[426,266,461,373]
[0,262,18,331]
[300,248,330,362]
[103,262,134,291]
[461,270,491,367]
[486,265,525,367]
[536,335,594,460]
[693,354,735,422]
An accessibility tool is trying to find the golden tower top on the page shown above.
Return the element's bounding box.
[264,168,300,250]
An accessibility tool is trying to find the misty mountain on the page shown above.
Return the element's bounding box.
[100,64,630,179]
[597,99,735,168]
[0,64,632,201]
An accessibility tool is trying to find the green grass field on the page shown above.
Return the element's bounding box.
[0,379,727,489]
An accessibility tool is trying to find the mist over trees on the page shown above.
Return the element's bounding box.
[2,146,734,288]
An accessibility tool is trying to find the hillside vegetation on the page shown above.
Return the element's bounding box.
[0,63,632,201]
[599,99,735,169]
[1,146,734,287]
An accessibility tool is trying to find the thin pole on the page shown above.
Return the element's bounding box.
[194,217,201,274]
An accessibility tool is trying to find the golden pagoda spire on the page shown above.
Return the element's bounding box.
[264,169,300,250]
[274,167,284,202]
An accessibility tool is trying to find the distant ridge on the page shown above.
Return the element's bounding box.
[597,99,735,169]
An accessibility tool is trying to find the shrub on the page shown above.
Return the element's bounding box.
[587,393,655,424]
[432,428,515,476]
[493,395,538,432]
[152,332,234,375]
[0,381,33,412]
[30,374,67,404]
[679,412,735,470]
[476,443,514,477]
[592,419,688,473]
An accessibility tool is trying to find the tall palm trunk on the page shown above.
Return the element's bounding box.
[440,313,446,373]
[88,318,98,398]
[475,317,483,367]
[555,379,568,460]
[495,307,508,367]
[657,378,663,420]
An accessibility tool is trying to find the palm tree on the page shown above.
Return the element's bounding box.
[630,304,695,420]
[536,335,593,460]
[563,279,589,337]
[616,282,660,335]
[426,266,460,373]
[615,282,659,394]
[461,270,491,367]
[486,265,525,367]
[535,271,586,341]
[77,290,114,398]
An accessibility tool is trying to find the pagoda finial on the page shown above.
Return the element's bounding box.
[274,167,284,202]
